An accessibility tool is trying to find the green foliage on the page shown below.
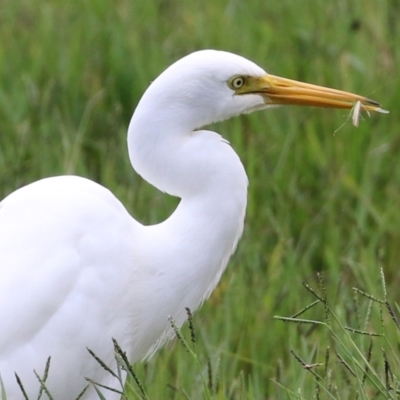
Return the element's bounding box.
[1,0,399,398]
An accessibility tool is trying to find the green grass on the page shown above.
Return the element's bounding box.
[1,0,400,398]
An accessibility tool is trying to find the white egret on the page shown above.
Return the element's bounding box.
[0,50,386,399]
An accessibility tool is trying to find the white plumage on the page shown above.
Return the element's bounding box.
[0,50,385,399]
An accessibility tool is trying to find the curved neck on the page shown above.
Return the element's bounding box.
[128,97,248,250]
[127,111,248,242]
[124,95,248,358]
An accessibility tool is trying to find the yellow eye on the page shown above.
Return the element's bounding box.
[228,76,245,90]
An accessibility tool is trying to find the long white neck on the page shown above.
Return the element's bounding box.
[127,99,248,273]
[126,90,248,357]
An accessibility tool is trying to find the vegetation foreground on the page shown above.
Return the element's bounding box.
[0,0,399,398]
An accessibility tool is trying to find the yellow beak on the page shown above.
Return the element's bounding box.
[241,75,387,113]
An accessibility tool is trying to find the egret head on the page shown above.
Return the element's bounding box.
[134,50,269,130]
[135,49,386,132]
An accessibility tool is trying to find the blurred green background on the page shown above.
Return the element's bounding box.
[1,0,399,398]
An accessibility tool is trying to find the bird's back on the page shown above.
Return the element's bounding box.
[0,175,139,399]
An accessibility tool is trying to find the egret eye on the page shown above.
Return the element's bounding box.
[229,76,245,90]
